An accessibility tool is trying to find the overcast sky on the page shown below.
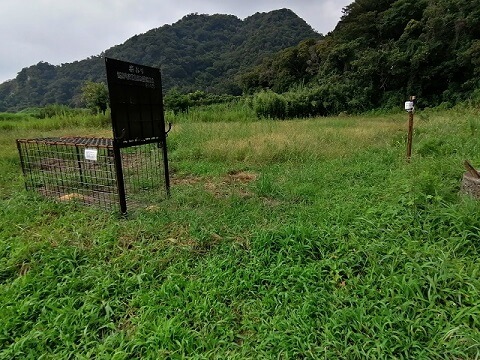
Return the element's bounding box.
[0,0,352,84]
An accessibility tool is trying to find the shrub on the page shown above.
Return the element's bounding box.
[252,90,287,119]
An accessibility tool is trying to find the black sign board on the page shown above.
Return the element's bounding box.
[105,57,165,147]
[105,58,170,213]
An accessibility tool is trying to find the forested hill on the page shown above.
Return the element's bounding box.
[241,0,480,112]
[0,9,320,112]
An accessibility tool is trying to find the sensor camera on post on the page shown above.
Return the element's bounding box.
[405,101,414,112]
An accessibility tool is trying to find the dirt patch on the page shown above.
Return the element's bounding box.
[203,181,253,199]
[170,175,203,186]
[226,171,258,183]
[170,171,258,199]
[261,197,282,207]
[165,224,197,248]
[462,171,480,199]
[203,181,224,198]
[204,171,258,199]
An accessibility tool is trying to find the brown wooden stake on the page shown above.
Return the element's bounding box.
[406,111,414,161]
[406,96,415,162]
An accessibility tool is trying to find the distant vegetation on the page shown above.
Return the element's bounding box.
[0,1,479,117]
[243,0,480,114]
[0,9,318,112]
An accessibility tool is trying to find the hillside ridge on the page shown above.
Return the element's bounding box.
[0,8,320,111]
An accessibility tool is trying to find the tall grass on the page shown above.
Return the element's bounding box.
[1,107,480,358]
[165,101,256,124]
[0,110,111,134]
[169,115,405,167]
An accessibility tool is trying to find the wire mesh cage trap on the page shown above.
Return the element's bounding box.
[16,58,170,214]
[16,137,168,212]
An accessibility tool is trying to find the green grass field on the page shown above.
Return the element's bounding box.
[1,106,480,358]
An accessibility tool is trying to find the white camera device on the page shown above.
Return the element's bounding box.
[404,101,414,112]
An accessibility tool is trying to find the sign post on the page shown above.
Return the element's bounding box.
[405,96,416,162]
[105,57,170,213]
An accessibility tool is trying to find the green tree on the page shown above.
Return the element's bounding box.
[164,89,192,114]
[81,81,109,114]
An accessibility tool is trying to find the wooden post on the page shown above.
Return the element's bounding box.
[406,96,415,162]
[406,111,414,161]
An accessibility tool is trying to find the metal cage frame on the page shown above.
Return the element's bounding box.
[16,59,171,214]
[16,137,168,212]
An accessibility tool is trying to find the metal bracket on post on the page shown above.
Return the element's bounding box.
[113,142,127,215]
[165,122,172,137]
[16,140,28,191]
[163,122,172,197]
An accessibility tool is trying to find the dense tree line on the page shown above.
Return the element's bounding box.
[243,0,480,115]
[0,9,318,112]
[1,1,479,115]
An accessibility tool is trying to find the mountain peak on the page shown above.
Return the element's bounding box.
[0,9,319,111]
